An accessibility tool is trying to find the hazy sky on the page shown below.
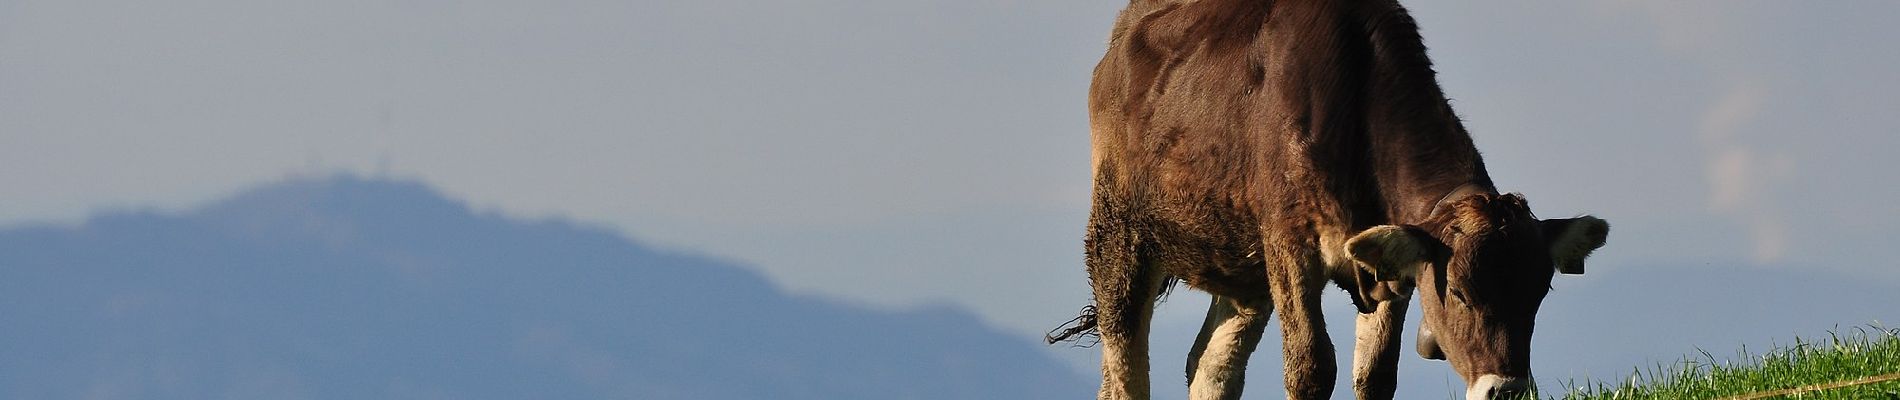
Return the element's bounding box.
[5,0,1899,397]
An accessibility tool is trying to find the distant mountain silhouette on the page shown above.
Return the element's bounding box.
[0,175,1089,399]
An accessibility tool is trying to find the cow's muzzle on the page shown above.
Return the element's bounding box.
[1467,374,1529,400]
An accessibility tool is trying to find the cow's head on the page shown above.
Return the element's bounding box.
[1345,193,1608,400]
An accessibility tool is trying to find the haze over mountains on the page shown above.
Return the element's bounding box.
[0,175,1088,399]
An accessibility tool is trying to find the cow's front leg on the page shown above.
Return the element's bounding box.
[1186,295,1271,400]
[1271,256,1336,399]
[1351,293,1410,399]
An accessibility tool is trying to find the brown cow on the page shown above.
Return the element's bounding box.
[1053,0,1610,399]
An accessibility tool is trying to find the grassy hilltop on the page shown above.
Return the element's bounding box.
[1546,326,1900,400]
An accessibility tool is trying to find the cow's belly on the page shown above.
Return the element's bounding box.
[1135,179,1364,300]
[1136,197,1274,299]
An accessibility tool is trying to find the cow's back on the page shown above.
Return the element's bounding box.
[1088,0,1379,295]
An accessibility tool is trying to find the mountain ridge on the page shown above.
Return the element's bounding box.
[0,174,1089,399]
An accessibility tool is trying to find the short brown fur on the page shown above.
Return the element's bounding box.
[1073,1,1609,399]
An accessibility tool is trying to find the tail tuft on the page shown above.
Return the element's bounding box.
[1045,304,1101,347]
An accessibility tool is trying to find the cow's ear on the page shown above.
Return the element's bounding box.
[1416,325,1446,360]
[1348,266,1413,314]
[1346,267,1378,314]
[1345,225,1443,282]
[1540,216,1609,275]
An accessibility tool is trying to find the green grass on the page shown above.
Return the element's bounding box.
[1540,325,1900,400]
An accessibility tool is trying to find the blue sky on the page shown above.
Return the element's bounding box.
[4,0,1898,397]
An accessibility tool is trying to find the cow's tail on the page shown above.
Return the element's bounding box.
[1045,276,1177,346]
[1045,304,1100,346]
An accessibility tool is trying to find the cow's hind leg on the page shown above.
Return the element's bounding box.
[1087,215,1164,399]
[1351,295,1410,400]
[1185,295,1271,400]
[1270,253,1337,399]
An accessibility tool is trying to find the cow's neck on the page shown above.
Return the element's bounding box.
[1354,4,1497,225]
[1373,130,1495,226]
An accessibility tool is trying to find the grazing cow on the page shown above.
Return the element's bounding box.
[1050,0,1611,399]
